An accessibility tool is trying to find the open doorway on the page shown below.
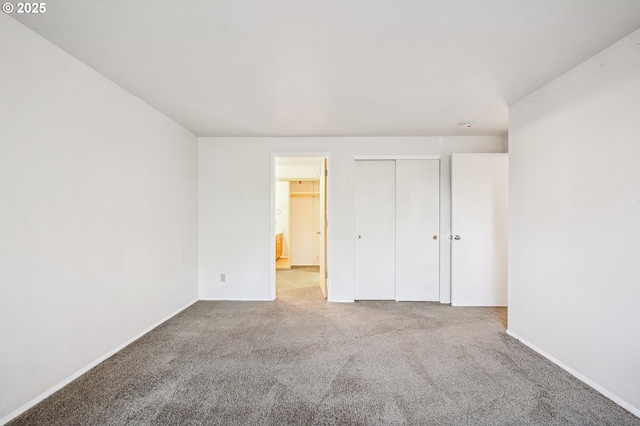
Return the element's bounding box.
[273,155,328,300]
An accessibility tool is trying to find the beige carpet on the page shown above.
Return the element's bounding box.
[8,299,640,425]
[276,266,323,300]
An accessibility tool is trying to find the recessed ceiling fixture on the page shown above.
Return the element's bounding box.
[458,122,472,129]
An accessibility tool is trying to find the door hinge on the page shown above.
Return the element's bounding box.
[325,169,328,177]
[325,272,328,279]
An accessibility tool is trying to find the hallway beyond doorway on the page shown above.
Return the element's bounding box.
[276,266,323,300]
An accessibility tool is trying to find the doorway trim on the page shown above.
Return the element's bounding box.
[271,152,331,301]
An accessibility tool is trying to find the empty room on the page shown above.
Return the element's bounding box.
[1,1,639,424]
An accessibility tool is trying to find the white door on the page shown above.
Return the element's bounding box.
[451,154,508,306]
[290,194,314,266]
[395,160,440,301]
[313,182,321,266]
[355,160,396,300]
[318,159,327,298]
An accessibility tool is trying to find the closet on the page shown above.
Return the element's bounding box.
[354,159,440,301]
[289,181,320,266]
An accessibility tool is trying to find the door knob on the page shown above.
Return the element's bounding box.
[316,232,321,235]
[433,235,438,240]
[356,235,361,239]
[454,235,461,240]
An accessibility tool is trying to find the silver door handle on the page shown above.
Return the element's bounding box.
[454,235,461,240]
[356,235,361,239]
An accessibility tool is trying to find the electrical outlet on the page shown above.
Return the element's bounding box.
[220,273,226,282]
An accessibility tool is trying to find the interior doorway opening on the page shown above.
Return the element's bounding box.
[272,155,328,301]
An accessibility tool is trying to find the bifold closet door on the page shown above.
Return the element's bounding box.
[395,160,440,301]
[354,160,396,300]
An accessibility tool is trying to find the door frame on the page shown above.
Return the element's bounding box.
[271,152,331,300]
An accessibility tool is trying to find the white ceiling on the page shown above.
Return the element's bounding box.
[11,1,640,137]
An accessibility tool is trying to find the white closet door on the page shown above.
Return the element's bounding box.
[355,160,396,300]
[395,160,440,301]
[451,154,508,306]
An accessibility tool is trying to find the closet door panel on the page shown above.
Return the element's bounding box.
[354,160,396,300]
[395,160,440,301]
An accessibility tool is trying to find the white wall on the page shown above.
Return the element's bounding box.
[508,29,640,415]
[0,15,199,422]
[199,136,506,302]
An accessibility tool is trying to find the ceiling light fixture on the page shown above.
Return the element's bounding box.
[458,122,472,129]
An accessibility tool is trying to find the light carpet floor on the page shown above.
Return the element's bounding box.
[276,266,323,301]
[8,298,639,425]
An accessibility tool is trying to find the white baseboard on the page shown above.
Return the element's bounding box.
[199,297,273,301]
[506,329,640,418]
[199,297,352,302]
[0,299,199,426]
